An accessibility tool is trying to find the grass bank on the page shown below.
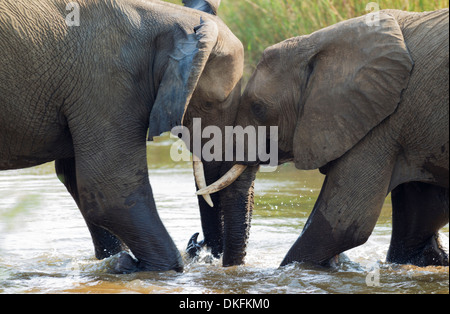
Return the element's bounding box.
[166,0,448,78]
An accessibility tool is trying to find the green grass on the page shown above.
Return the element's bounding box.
[166,0,448,79]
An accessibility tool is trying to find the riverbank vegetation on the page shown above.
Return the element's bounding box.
[167,0,449,79]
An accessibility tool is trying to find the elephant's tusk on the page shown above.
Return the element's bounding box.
[196,164,247,196]
[193,156,214,207]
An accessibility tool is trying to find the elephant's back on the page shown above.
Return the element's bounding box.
[0,0,68,44]
[385,9,449,67]
[0,0,70,102]
[389,8,449,109]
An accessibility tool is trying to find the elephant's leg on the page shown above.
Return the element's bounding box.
[55,158,124,260]
[281,138,397,267]
[387,182,449,266]
[69,123,183,273]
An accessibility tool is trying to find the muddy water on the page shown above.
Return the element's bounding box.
[0,139,448,294]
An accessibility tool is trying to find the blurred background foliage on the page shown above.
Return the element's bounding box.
[166,0,449,80]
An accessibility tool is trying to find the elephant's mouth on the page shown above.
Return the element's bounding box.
[196,148,293,197]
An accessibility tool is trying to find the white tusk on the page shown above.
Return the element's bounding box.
[193,156,214,207]
[196,164,248,196]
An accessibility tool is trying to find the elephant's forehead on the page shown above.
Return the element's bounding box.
[249,67,279,98]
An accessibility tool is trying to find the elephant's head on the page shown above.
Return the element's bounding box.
[200,12,413,177]
[147,0,256,266]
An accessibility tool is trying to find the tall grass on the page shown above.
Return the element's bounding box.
[166,0,448,77]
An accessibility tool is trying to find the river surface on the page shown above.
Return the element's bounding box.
[0,138,448,294]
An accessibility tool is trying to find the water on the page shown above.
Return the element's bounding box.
[1,139,448,294]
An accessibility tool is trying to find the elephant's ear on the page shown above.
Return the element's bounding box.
[293,13,413,170]
[183,0,221,15]
[148,18,218,140]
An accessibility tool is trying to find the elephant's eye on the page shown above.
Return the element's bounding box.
[251,102,267,121]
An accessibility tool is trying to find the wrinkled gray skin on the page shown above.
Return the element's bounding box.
[236,9,449,267]
[0,0,256,273]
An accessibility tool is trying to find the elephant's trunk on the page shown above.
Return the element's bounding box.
[219,164,258,266]
[192,161,257,266]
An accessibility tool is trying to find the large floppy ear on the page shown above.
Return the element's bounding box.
[148,18,218,140]
[183,0,221,15]
[293,13,413,170]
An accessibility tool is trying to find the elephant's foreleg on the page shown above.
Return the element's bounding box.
[387,182,449,266]
[55,158,124,259]
[67,117,183,273]
[281,137,397,267]
[75,158,182,272]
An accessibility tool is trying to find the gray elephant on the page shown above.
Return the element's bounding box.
[199,9,449,267]
[0,0,256,273]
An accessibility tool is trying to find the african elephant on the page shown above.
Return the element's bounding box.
[199,9,449,267]
[0,0,256,273]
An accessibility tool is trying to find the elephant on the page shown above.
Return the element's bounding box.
[0,0,257,273]
[199,9,449,267]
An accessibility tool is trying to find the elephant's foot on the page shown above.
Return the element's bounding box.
[186,232,205,259]
[409,234,447,267]
[109,251,184,274]
[322,253,350,268]
[186,232,221,264]
[418,234,449,266]
[281,252,351,270]
[387,233,449,267]
[110,251,139,274]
